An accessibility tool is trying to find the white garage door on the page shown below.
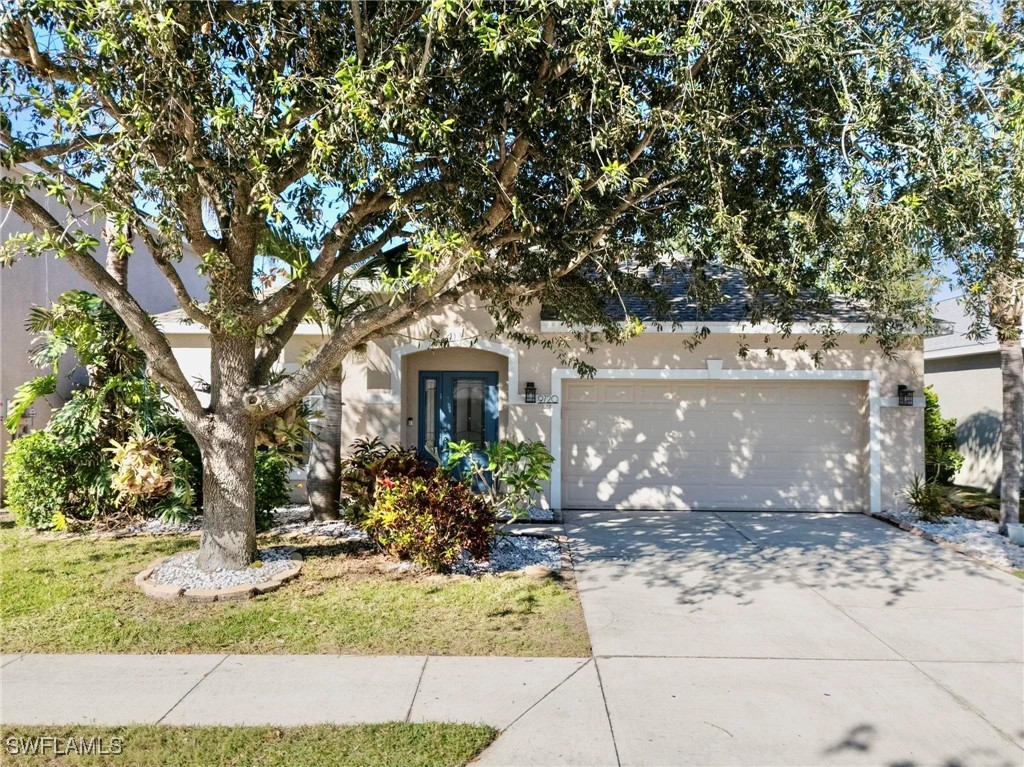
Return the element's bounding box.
[561,380,868,511]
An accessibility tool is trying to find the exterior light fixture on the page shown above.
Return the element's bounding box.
[524,381,537,404]
[897,385,915,407]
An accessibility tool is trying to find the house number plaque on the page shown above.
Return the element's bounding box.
[536,394,559,404]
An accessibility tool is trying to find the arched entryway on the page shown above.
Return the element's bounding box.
[400,347,510,456]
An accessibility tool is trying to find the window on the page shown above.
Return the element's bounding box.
[423,378,437,450]
[451,378,486,447]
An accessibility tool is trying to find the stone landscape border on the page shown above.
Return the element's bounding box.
[135,551,304,603]
[866,510,1019,575]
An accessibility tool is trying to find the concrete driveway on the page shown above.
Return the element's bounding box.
[479,511,1024,767]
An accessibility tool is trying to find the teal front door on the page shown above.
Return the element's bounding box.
[418,371,499,473]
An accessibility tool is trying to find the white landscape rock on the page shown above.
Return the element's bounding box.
[121,505,367,541]
[880,510,1024,571]
[453,535,563,576]
[149,548,298,591]
[123,504,564,578]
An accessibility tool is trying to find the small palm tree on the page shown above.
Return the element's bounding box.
[304,279,364,520]
[261,230,410,520]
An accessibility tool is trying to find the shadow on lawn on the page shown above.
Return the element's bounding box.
[283,539,367,561]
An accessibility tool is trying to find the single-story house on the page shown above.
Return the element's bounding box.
[161,273,924,514]
[925,295,1023,494]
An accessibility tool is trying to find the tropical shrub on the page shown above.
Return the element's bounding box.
[254,449,291,531]
[2,431,75,530]
[160,417,204,509]
[3,290,198,528]
[5,290,160,443]
[363,471,494,571]
[106,432,196,524]
[923,386,965,484]
[339,438,433,524]
[445,439,554,520]
[107,434,177,499]
[904,474,950,522]
[3,289,307,530]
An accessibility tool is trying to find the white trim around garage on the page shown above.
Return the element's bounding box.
[364,338,522,405]
[548,365,885,515]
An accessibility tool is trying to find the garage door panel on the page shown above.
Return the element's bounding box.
[565,448,709,476]
[565,384,600,403]
[561,380,867,511]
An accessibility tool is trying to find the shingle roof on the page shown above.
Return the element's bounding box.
[154,267,870,331]
[153,307,195,326]
[540,266,869,325]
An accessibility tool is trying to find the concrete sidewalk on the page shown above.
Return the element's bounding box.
[0,652,617,765]
[3,650,1022,767]
[0,653,589,731]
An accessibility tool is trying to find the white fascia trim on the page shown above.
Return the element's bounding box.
[158,321,326,336]
[924,342,1008,360]
[539,320,873,335]
[548,367,883,515]
[368,338,522,406]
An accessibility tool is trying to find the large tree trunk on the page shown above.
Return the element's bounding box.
[998,336,1023,535]
[197,415,258,569]
[306,366,343,520]
[197,335,259,570]
[990,276,1023,536]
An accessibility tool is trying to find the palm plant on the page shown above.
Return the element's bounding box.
[303,280,357,520]
[260,229,410,520]
[5,290,149,439]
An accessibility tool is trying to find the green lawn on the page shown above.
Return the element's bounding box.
[0,723,496,767]
[0,527,589,656]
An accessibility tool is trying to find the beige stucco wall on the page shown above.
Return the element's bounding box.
[0,189,207,499]
[161,294,923,511]
[339,296,924,512]
[925,352,1003,493]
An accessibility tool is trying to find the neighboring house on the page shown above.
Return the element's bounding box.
[161,272,924,514]
[924,295,1023,494]
[0,182,207,497]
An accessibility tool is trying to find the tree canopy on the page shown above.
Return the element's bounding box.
[1,0,1002,566]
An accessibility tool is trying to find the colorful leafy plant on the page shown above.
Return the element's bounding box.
[339,438,434,524]
[445,439,554,521]
[363,471,494,571]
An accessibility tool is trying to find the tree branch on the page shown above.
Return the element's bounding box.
[131,223,214,326]
[247,257,463,414]
[7,193,207,428]
[251,217,409,381]
[2,132,117,163]
[17,155,214,328]
[245,188,396,325]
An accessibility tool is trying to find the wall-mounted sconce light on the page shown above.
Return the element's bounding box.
[897,385,915,407]
[524,381,537,404]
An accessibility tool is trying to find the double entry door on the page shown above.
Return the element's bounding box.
[417,371,499,471]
